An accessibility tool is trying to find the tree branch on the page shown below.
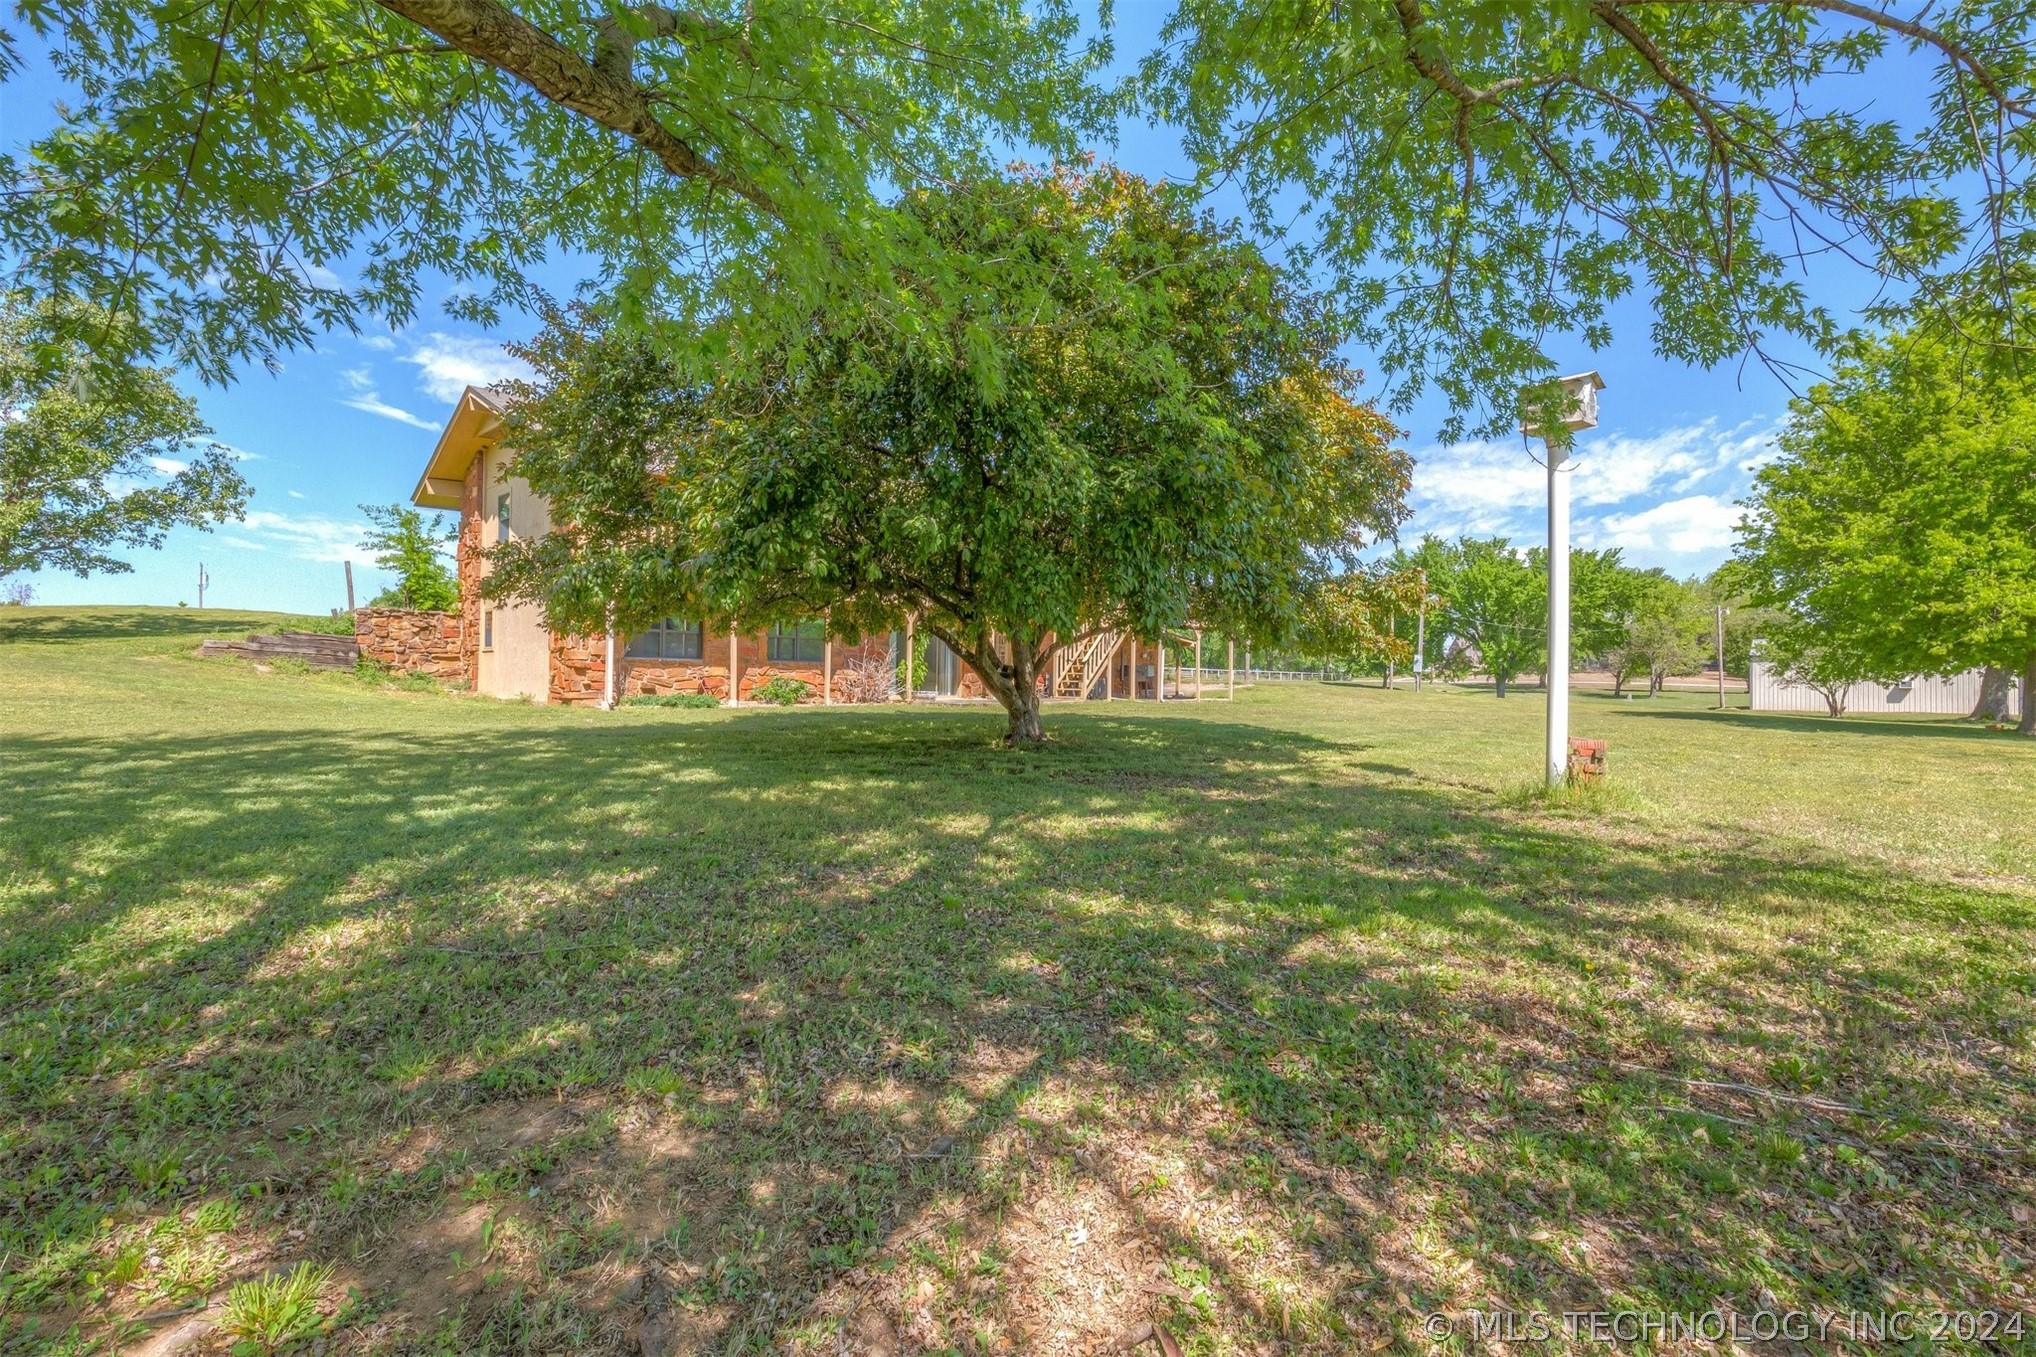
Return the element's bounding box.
[371,0,780,217]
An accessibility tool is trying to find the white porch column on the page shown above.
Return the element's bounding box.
[728,629,740,706]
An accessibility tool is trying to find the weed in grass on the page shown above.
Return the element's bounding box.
[625,691,722,709]
[220,1261,334,1353]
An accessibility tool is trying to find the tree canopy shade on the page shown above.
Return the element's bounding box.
[0,0,1103,381]
[489,170,1413,741]
[1732,325,2036,732]
[9,4,2034,432]
[0,297,249,578]
[1146,1,2036,437]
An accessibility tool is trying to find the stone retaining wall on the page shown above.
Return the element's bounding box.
[355,607,464,682]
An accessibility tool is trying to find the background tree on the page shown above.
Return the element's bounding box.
[490,169,1412,741]
[359,504,458,610]
[1758,619,1887,718]
[1148,2,2036,436]
[1608,571,1707,697]
[1397,536,1544,697]
[1292,568,1429,682]
[1733,325,2036,734]
[0,297,248,579]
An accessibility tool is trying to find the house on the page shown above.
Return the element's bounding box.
[380,386,1236,706]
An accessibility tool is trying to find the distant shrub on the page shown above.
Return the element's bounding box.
[626,692,721,709]
[752,675,811,706]
[1,579,33,606]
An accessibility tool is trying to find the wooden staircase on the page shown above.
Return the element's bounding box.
[1051,631,1120,699]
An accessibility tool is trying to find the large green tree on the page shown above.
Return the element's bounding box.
[1607,570,1707,697]
[2,0,1102,380]
[490,170,1413,741]
[6,4,2031,428]
[0,297,249,578]
[1149,1,2036,436]
[1734,327,2036,733]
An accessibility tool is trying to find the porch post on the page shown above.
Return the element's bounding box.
[1194,630,1203,699]
[1104,635,1114,700]
[823,631,833,705]
[728,629,740,706]
[1130,637,1140,700]
[1228,638,1235,700]
[602,618,617,710]
[1157,636,1167,702]
[903,615,915,703]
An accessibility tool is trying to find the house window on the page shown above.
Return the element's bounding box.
[482,610,494,650]
[625,619,704,661]
[767,620,825,664]
[496,491,512,546]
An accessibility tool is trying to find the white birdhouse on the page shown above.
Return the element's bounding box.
[1521,370,1605,436]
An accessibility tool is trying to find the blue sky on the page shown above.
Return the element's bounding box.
[6,5,1915,613]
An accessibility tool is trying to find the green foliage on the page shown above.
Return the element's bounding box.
[2,1,1104,384]
[293,612,357,637]
[1292,568,1427,674]
[1145,2,2035,437]
[1607,572,1708,697]
[1390,536,1543,695]
[220,1262,333,1353]
[493,169,1412,741]
[0,295,248,577]
[1733,323,2036,731]
[358,504,457,612]
[624,692,721,709]
[750,676,811,706]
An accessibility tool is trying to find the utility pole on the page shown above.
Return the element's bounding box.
[1414,569,1427,692]
[1715,604,1728,709]
[1385,610,1396,689]
[344,560,356,612]
[197,562,209,609]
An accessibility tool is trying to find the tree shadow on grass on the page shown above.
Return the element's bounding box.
[1618,705,2017,741]
[1,707,2031,1352]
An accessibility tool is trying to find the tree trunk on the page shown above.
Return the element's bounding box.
[1648,668,1664,698]
[1971,664,2014,722]
[1822,686,1846,717]
[2021,653,2036,736]
[1494,675,1507,698]
[1612,668,1626,697]
[937,623,1048,744]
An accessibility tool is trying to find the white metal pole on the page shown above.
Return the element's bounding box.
[728,629,740,706]
[1414,570,1426,692]
[1715,605,1727,709]
[1157,637,1166,702]
[1545,439,1571,786]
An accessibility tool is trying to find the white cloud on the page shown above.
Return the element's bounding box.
[338,366,438,431]
[404,332,532,404]
[236,509,371,564]
[287,489,307,499]
[149,456,189,475]
[1591,495,1747,555]
[360,335,397,351]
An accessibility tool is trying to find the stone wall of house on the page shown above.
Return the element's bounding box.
[548,630,900,706]
[355,607,464,680]
[455,459,484,689]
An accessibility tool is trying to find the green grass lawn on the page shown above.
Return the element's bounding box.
[3,606,2032,1355]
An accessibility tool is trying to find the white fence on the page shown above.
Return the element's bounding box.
[1748,661,2020,717]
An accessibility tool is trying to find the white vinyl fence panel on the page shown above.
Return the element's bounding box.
[1748,661,2020,717]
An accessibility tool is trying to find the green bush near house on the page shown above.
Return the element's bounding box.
[751,675,811,706]
[625,691,722,709]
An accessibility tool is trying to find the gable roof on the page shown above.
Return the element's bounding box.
[410,384,520,509]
